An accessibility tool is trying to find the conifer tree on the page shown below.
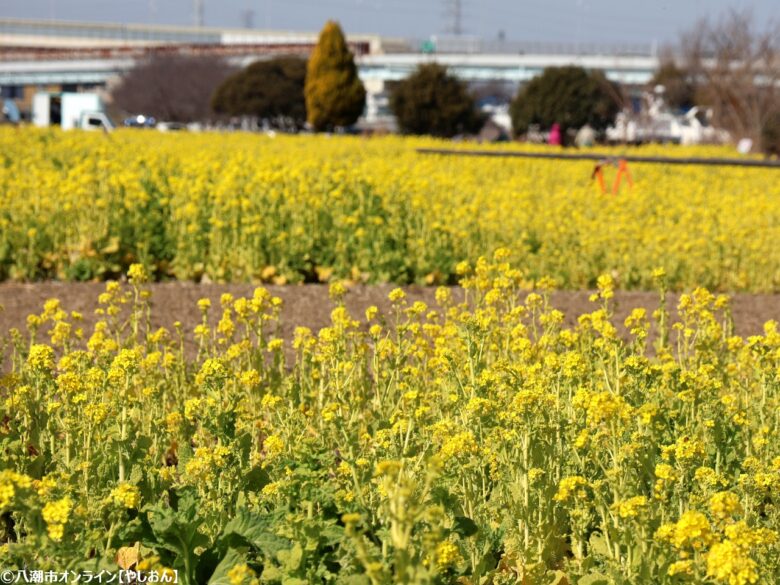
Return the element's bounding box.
[211,57,307,130]
[390,63,483,137]
[305,21,366,131]
[510,66,622,139]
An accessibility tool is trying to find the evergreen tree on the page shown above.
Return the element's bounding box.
[304,21,366,131]
[390,63,483,137]
[510,66,622,139]
[211,57,307,129]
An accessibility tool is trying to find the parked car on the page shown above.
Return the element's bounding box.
[123,114,157,128]
[79,111,115,132]
[156,121,187,132]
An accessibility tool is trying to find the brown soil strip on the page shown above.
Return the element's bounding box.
[1,283,778,358]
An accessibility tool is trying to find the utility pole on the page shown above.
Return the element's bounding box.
[443,0,464,36]
[194,0,204,27]
[241,9,255,29]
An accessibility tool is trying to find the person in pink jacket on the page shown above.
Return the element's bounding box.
[549,122,562,146]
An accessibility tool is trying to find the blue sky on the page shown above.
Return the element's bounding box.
[2,0,777,44]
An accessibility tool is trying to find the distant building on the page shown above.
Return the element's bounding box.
[0,18,661,125]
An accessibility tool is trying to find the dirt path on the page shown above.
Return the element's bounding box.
[1,282,779,351]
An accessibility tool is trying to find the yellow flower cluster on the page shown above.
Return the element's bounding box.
[709,491,742,522]
[262,435,284,464]
[706,540,758,585]
[184,445,232,482]
[656,511,714,551]
[42,496,72,542]
[554,476,589,502]
[612,495,648,519]
[227,563,259,585]
[435,541,462,568]
[110,483,141,509]
[27,344,55,372]
[0,471,33,511]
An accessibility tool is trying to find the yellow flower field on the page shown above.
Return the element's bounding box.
[1,259,779,584]
[1,128,778,290]
[2,129,780,583]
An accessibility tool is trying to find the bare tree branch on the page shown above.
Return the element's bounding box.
[681,9,779,151]
[111,54,237,123]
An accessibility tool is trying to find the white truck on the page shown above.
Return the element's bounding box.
[606,87,730,146]
[606,107,730,146]
[32,92,114,131]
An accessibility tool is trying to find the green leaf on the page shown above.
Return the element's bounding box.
[221,509,290,557]
[129,465,145,485]
[452,516,479,538]
[320,523,344,546]
[630,544,645,569]
[578,573,610,585]
[588,533,610,558]
[260,564,282,583]
[548,570,570,585]
[222,509,271,538]
[254,533,291,558]
[26,454,45,479]
[116,517,155,544]
[143,491,210,585]
[243,466,271,492]
[336,576,371,585]
[208,548,247,585]
[277,543,303,572]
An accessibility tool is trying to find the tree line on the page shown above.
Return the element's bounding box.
[111,12,779,153]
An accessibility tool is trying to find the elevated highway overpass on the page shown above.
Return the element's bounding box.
[0,17,661,123]
[0,49,659,87]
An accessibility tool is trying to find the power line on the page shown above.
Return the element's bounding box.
[270,0,438,18]
[241,9,255,29]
